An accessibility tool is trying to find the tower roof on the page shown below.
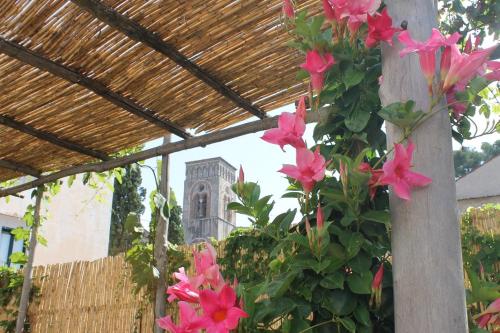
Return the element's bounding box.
[185,157,236,171]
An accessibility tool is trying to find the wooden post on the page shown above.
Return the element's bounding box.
[154,135,171,333]
[15,186,44,333]
[380,1,468,332]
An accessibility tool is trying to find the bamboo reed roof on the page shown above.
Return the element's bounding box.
[0,0,319,183]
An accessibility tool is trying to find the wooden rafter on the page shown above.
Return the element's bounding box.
[71,0,267,120]
[0,110,324,197]
[0,37,191,139]
[0,159,41,177]
[0,115,110,161]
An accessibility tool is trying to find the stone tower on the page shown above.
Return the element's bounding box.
[182,157,237,244]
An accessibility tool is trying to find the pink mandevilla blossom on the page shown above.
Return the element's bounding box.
[157,301,203,333]
[380,141,432,201]
[342,0,381,33]
[399,28,460,91]
[370,264,384,308]
[197,284,248,333]
[282,0,295,19]
[484,60,500,81]
[316,204,324,231]
[261,96,307,151]
[279,147,327,193]
[365,8,399,48]
[300,50,335,93]
[193,243,224,290]
[358,162,384,200]
[441,44,497,92]
[167,268,201,303]
[322,0,337,22]
[475,298,500,328]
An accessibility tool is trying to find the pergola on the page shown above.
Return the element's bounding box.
[1,1,468,333]
[0,0,319,187]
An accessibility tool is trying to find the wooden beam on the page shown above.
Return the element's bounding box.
[0,159,41,177]
[380,1,467,332]
[0,110,323,197]
[0,115,110,161]
[0,38,191,139]
[71,0,267,120]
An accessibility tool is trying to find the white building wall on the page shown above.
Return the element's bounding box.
[0,175,113,265]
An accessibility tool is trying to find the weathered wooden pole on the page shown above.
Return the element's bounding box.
[154,135,171,333]
[380,1,468,332]
[15,186,44,333]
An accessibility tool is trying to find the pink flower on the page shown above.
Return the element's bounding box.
[296,95,307,119]
[329,0,381,33]
[475,298,500,328]
[370,264,384,308]
[358,162,384,200]
[322,0,337,22]
[446,88,467,119]
[316,204,324,231]
[193,243,224,289]
[484,60,500,81]
[157,301,203,333]
[380,141,432,201]
[238,165,244,185]
[166,281,200,304]
[283,0,295,19]
[300,50,335,93]
[365,8,399,48]
[279,147,327,193]
[196,284,248,333]
[399,29,460,90]
[442,45,497,92]
[261,103,306,151]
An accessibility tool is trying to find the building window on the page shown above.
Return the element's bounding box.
[0,227,24,267]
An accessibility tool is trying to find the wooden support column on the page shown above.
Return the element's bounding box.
[15,186,44,333]
[154,135,171,332]
[380,1,467,332]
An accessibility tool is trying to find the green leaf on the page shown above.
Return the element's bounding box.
[349,251,371,273]
[267,272,297,298]
[361,210,390,225]
[37,234,48,246]
[322,289,357,316]
[345,100,371,132]
[378,100,425,130]
[340,232,365,258]
[338,317,356,333]
[320,272,345,289]
[343,67,365,89]
[341,209,358,227]
[9,252,28,265]
[347,272,373,294]
[354,303,372,327]
[11,227,30,241]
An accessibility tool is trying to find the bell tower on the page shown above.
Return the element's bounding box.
[182,157,236,244]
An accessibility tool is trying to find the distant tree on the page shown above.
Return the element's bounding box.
[167,191,184,245]
[148,189,184,245]
[109,164,146,255]
[454,140,500,178]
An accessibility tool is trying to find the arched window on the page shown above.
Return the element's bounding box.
[192,183,209,219]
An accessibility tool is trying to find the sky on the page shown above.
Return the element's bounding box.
[139,104,499,228]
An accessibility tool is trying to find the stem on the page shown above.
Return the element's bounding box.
[298,319,335,333]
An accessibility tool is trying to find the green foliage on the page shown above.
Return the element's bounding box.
[230,181,275,228]
[219,228,277,285]
[109,164,146,255]
[461,205,500,330]
[0,267,39,332]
